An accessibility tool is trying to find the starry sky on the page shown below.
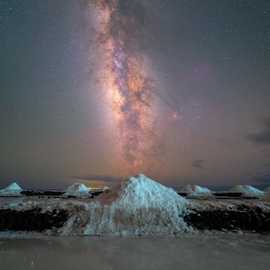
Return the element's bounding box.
[0,0,270,189]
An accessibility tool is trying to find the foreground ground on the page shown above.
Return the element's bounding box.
[1,196,270,234]
[0,233,270,270]
[1,176,270,235]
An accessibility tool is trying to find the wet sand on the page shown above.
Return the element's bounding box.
[0,233,270,270]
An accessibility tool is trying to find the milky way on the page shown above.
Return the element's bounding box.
[90,0,160,174]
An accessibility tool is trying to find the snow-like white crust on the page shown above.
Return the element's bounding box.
[63,183,91,198]
[0,182,23,197]
[81,174,191,236]
[229,185,264,197]
[179,184,212,198]
[117,174,187,210]
[1,179,270,236]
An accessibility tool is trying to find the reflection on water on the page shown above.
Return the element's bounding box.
[0,233,270,270]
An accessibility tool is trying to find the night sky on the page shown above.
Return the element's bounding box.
[0,0,270,189]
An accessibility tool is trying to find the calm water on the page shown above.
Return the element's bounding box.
[0,233,270,270]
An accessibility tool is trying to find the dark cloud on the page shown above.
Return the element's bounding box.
[247,118,270,145]
[192,160,205,169]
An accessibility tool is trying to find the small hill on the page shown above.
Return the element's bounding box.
[63,183,91,198]
[229,185,264,197]
[179,184,212,197]
[0,182,23,196]
[116,174,188,211]
[82,174,191,236]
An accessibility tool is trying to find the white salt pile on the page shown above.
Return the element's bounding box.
[102,186,110,192]
[63,183,91,198]
[65,174,192,236]
[179,184,212,198]
[229,185,264,198]
[116,174,188,212]
[263,187,270,200]
[0,182,23,196]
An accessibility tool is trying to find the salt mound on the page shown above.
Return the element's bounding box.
[0,182,23,196]
[263,187,270,200]
[64,183,91,198]
[229,185,264,197]
[80,174,191,236]
[179,184,212,197]
[117,174,188,211]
